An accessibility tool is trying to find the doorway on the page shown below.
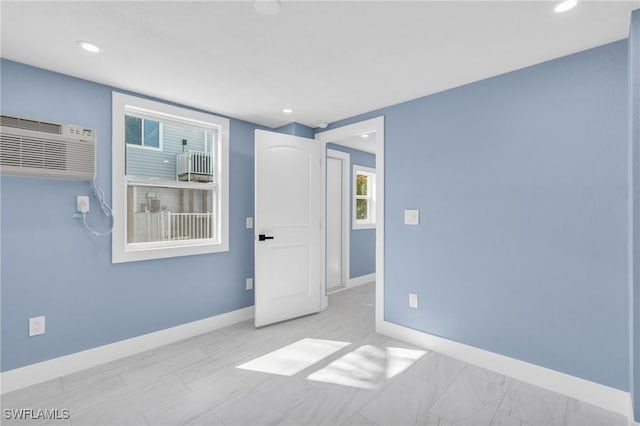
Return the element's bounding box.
[253,117,384,328]
[316,116,384,327]
[326,149,350,293]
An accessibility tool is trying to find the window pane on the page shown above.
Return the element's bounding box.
[127,185,216,244]
[125,115,142,146]
[356,199,368,220]
[143,119,160,148]
[356,174,368,196]
[126,119,217,180]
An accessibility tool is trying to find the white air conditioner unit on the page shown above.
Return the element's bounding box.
[0,114,96,180]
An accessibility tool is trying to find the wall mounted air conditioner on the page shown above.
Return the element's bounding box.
[0,114,96,180]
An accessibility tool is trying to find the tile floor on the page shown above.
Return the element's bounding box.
[1,283,628,426]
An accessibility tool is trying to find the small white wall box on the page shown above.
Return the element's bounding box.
[77,195,90,213]
[29,316,45,336]
[409,293,418,309]
[404,209,420,225]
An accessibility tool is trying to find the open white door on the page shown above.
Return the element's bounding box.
[255,130,322,327]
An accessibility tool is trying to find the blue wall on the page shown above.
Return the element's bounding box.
[326,41,630,391]
[0,38,633,395]
[630,9,640,421]
[0,60,262,371]
[326,143,376,279]
[274,122,315,139]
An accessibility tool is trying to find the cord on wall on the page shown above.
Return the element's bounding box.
[75,180,113,236]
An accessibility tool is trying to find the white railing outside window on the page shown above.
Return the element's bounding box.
[177,150,214,182]
[132,211,215,243]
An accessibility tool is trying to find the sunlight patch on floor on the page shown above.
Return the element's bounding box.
[236,338,350,376]
[307,345,425,389]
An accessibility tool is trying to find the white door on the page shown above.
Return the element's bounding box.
[326,157,343,291]
[255,130,322,327]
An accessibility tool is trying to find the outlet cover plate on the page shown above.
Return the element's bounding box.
[409,293,418,309]
[29,316,45,336]
[246,278,253,290]
[404,209,419,225]
[77,195,90,213]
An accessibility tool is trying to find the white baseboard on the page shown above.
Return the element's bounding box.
[347,273,375,289]
[0,306,254,394]
[629,394,639,426]
[327,273,376,295]
[377,320,630,418]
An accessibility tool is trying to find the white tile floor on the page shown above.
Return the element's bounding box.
[1,283,628,426]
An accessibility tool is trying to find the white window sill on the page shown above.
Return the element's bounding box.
[113,240,228,263]
[353,222,376,230]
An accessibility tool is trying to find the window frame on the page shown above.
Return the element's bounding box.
[353,165,376,230]
[112,92,229,263]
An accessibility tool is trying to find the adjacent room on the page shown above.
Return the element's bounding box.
[1,1,640,425]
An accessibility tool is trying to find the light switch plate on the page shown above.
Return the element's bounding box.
[246,217,253,229]
[404,209,419,225]
[246,278,253,290]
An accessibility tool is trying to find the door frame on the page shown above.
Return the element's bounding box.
[326,149,350,292]
[316,116,385,328]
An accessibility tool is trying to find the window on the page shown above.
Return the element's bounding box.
[353,165,376,229]
[125,115,162,150]
[112,93,229,263]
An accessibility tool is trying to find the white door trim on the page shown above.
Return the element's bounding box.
[326,149,350,291]
[316,116,384,326]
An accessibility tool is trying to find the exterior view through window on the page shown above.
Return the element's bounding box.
[112,93,229,263]
[353,165,376,229]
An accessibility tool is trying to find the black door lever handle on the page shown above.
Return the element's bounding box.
[258,234,274,241]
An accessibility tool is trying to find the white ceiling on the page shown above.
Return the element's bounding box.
[1,1,638,129]
[333,131,377,154]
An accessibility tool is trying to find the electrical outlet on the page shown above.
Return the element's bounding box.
[29,316,45,336]
[404,209,419,225]
[409,293,418,309]
[77,195,90,213]
[246,217,254,229]
[246,278,253,290]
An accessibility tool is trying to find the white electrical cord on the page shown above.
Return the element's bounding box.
[81,180,114,236]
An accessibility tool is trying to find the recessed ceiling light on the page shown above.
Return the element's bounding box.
[254,0,281,16]
[282,108,293,114]
[317,121,328,129]
[555,0,577,13]
[360,133,370,139]
[77,41,101,53]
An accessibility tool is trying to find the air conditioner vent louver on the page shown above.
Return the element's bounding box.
[0,115,96,180]
[0,115,62,134]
